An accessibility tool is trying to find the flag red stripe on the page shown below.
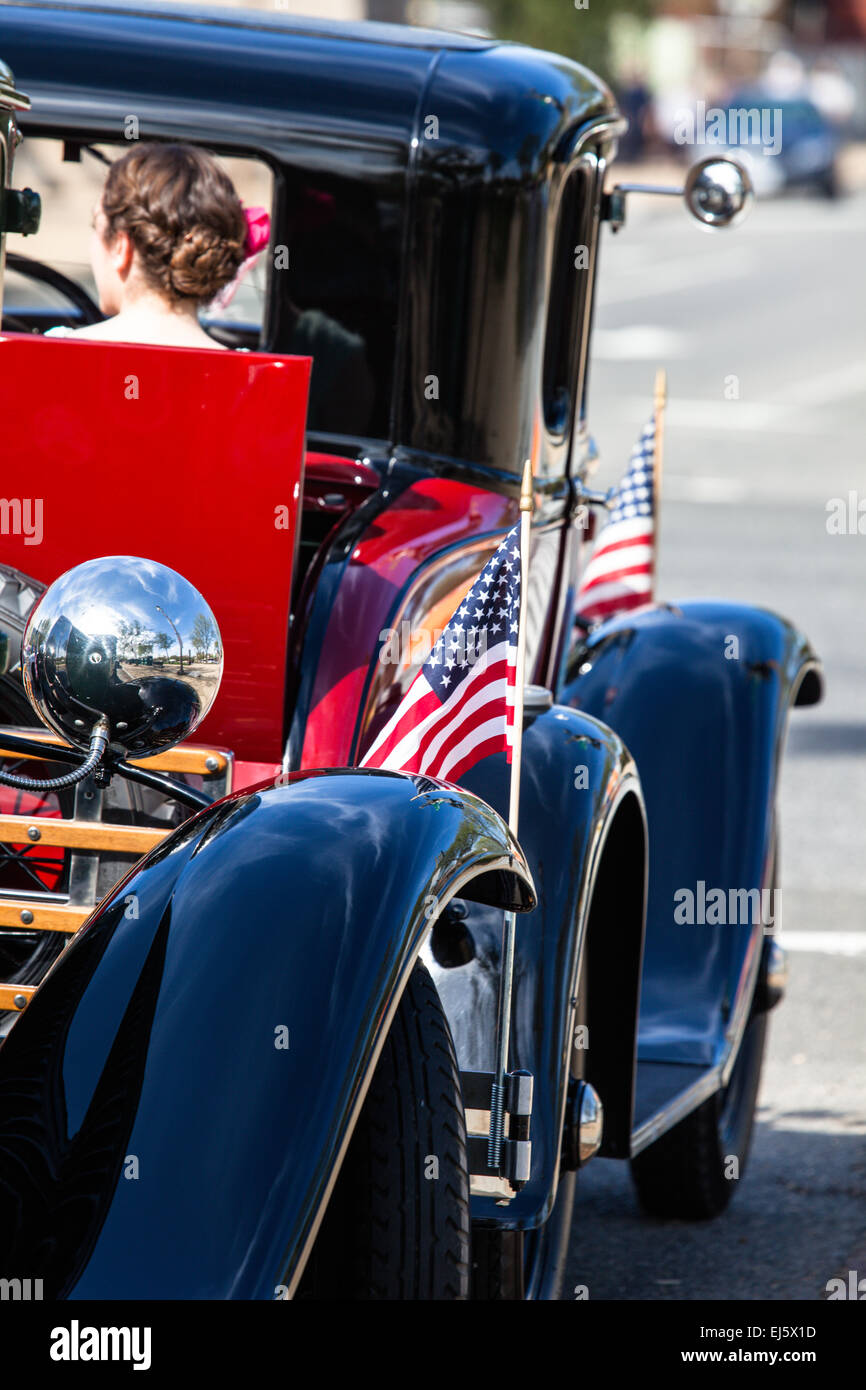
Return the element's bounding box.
[366,656,512,772]
[362,684,441,768]
[588,530,652,561]
[576,588,651,621]
[578,560,653,597]
[446,732,510,784]
[412,658,512,775]
[419,684,510,777]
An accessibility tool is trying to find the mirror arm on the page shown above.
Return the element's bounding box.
[603,157,753,232]
[0,730,84,766]
[108,756,213,810]
[0,727,213,809]
[612,182,684,196]
[602,182,686,232]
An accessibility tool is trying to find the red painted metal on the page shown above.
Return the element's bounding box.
[0,334,310,765]
[300,476,517,769]
[304,453,379,489]
[232,758,282,793]
[0,784,64,891]
[302,452,379,516]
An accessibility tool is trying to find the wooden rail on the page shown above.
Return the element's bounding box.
[0,731,230,1014]
[0,815,168,855]
[0,727,228,776]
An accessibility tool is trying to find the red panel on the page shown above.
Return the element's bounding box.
[0,334,311,764]
[232,759,282,793]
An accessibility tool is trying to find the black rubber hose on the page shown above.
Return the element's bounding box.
[0,719,109,791]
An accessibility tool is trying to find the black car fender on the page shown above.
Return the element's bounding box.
[0,768,533,1299]
[561,600,822,1101]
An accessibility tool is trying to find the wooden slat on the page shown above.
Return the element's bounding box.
[0,728,228,775]
[0,815,167,854]
[0,983,36,1010]
[131,747,227,775]
[0,901,90,934]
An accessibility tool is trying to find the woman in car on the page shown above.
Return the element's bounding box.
[47,142,258,349]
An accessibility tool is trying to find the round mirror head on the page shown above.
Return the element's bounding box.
[684,156,754,228]
[22,556,223,758]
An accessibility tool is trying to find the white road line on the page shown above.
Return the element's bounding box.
[770,359,866,408]
[611,395,834,434]
[778,931,866,957]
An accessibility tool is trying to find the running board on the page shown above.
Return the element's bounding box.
[630,1060,720,1157]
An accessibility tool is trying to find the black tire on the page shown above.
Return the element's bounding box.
[297,960,471,1299]
[819,165,841,199]
[472,1227,524,1301]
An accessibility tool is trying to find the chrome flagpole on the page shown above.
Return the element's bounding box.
[488,454,534,1172]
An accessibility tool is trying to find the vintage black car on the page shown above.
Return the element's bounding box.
[0,2,822,1301]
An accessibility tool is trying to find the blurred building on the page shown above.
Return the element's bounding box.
[611,0,866,138]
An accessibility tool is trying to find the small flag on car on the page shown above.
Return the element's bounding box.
[360,522,522,783]
[574,409,659,624]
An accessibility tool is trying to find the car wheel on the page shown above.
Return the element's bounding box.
[817,164,841,198]
[296,960,471,1299]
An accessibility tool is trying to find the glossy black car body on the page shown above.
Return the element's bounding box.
[0,1,824,1300]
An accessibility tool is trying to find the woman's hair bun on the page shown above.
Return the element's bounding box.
[168,224,244,300]
[100,143,248,304]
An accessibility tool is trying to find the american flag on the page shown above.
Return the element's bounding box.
[360,524,521,782]
[574,415,657,623]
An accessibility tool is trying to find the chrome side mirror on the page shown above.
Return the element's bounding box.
[22,556,223,759]
[603,155,754,232]
[683,156,754,229]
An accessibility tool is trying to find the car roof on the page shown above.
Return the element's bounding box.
[0,0,503,152]
[0,0,496,50]
[0,0,616,174]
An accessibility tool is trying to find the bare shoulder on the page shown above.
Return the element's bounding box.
[45,319,229,349]
[44,320,117,341]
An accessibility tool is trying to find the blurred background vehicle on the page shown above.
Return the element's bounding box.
[712,91,842,198]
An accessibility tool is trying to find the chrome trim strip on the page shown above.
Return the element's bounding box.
[0,81,31,114]
[0,886,68,904]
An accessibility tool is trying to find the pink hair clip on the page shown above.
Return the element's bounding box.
[209,205,271,313]
[243,205,270,258]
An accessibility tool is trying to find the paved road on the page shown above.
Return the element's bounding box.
[562,186,866,1300]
